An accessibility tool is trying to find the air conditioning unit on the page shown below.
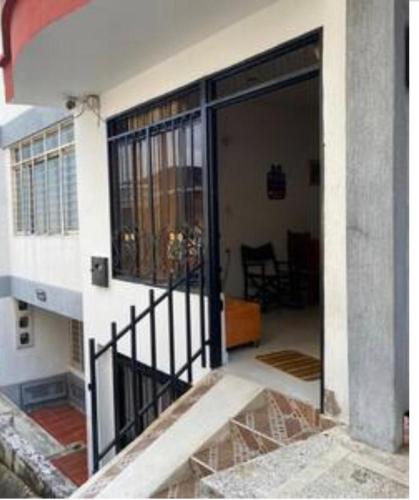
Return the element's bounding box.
[15,300,34,349]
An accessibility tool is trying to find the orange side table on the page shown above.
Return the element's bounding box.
[225,297,261,349]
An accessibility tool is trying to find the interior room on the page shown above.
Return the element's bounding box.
[217,77,322,406]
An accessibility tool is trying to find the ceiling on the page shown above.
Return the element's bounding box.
[11,0,277,106]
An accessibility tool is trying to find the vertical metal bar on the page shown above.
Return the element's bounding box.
[185,259,193,383]
[111,322,121,453]
[89,339,100,473]
[199,246,207,367]
[318,30,325,414]
[149,290,158,418]
[58,142,65,233]
[168,273,176,399]
[205,104,223,368]
[147,129,157,283]
[130,306,140,435]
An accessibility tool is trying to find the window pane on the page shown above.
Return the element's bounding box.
[212,41,319,99]
[13,168,23,232]
[152,131,169,283]
[46,129,59,150]
[111,139,138,277]
[32,136,44,156]
[47,156,61,233]
[12,147,20,164]
[61,122,74,145]
[154,117,203,283]
[62,148,78,231]
[134,135,153,281]
[21,142,31,160]
[33,160,47,234]
[21,163,33,233]
[109,86,200,137]
[109,108,203,284]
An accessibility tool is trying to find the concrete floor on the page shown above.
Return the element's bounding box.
[223,306,321,407]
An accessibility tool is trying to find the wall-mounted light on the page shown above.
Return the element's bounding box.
[35,289,47,302]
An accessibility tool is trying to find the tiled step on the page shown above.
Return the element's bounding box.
[192,423,268,472]
[152,452,214,498]
[159,388,336,496]
[152,462,211,499]
[232,389,334,447]
[152,477,202,498]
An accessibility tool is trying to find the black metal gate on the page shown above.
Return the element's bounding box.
[88,251,208,472]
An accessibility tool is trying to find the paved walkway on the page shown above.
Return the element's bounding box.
[29,404,88,486]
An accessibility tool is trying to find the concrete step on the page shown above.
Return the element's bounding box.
[81,373,264,498]
[201,427,409,498]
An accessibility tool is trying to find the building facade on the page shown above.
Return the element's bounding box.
[0,0,409,480]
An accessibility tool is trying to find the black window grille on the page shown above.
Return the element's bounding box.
[109,86,203,285]
[108,32,321,286]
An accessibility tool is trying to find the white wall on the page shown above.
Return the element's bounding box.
[76,0,348,433]
[3,150,82,292]
[0,301,71,387]
[218,79,320,297]
[0,149,10,276]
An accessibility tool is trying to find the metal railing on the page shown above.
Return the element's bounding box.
[88,249,208,472]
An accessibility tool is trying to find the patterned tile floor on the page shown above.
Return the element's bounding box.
[29,404,88,486]
[154,389,334,498]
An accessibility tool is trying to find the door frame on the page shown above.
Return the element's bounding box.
[203,29,325,412]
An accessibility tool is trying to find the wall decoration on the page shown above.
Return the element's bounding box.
[309,159,320,186]
[267,164,286,200]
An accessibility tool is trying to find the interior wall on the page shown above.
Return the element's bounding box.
[218,79,320,298]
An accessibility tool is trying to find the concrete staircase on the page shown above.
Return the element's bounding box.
[152,387,334,498]
[74,372,334,498]
[72,371,408,498]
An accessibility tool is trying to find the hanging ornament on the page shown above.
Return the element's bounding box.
[267,164,286,200]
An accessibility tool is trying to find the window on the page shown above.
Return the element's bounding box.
[11,120,78,235]
[108,33,320,285]
[70,320,84,372]
[211,37,320,99]
[109,88,203,285]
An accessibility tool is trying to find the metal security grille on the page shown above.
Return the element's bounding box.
[89,252,207,471]
[108,87,203,285]
[70,320,84,372]
[10,120,78,235]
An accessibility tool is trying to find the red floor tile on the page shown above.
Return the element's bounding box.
[29,404,88,486]
[52,449,88,486]
[29,404,87,445]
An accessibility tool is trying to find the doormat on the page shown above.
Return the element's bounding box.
[256,350,321,381]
